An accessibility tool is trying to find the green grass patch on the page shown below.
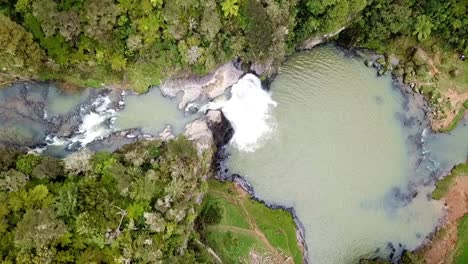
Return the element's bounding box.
[437,108,467,133]
[206,229,266,263]
[245,200,303,264]
[432,163,468,200]
[454,215,468,264]
[203,180,303,263]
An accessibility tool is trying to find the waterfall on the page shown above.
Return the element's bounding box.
[204,74,277,152]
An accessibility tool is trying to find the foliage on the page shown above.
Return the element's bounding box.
[15,154,41,175]
[199,199,223,226]
[413,15,433,42]
[0,14,44,83]
[0,147,20,171]
[343,0,468,54]
[221,0,239,18]
[0,136,215,263]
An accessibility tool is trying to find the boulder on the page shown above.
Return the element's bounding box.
[412,48,429,66]
[387,54,400,66]
[184,119,214,154]
[160,62,243,109]
[300,27,346,50]
[250,59,273,76]
[158,125,175,142]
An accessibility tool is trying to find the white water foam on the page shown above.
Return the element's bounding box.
[203,74,277,152]
[43,94,117,152]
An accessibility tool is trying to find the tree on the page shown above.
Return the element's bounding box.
[32,156,64,179]
[64,148,92,175]
[0,15,43,78]
[15,154,41,175]
[0,147,20,171]
[80,0,120,42]
[199,200,223,225]
[221,0,239,18]
[14,208,66,249]
[0,169,28,192]
[413,15,433,41]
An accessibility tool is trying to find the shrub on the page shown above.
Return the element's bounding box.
[16,154,41,175]
[32,156,64,179]
[0,147,20,171]
[200,200,223,225]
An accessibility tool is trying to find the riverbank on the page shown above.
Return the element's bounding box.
[417,163,468,264]
[342,39,468,133]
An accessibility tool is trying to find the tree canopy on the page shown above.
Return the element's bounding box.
[0,137,215,263]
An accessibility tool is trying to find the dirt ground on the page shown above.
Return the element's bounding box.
[421,177,468,264]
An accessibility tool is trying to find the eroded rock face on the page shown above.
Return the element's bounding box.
[158,125,175,142]
[300,27,346,50]
[160,62,243,109]
[184,119,213,154]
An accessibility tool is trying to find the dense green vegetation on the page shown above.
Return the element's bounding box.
[197,180,302,263]
[342,0,467,54]
[1,0,466,96]
[432,163,468,200]
[0,0,373,91]
[0,137,218,263]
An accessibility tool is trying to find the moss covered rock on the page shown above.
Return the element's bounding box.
[412,48,429,66]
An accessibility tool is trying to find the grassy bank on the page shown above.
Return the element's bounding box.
[200,180,302,263]
[432,163,468,200]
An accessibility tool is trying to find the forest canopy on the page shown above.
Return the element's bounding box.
[0,137,216,263]
[0,0,466,91]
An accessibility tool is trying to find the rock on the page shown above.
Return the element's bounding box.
[394,68,404,77]
[376,57,386,65]
[387,54,400,66]
[160,62,243,109]
[158,125,175,142]
[251,59,273,76]
[203,63,243,99]
[365,60,373,67]
[416,65,429,77]
[377,69,385,76]
[184,119,214,154]
[404,65,414,75]
[206,110,222,124]
[412,48,429,66]
[300,27,346,50]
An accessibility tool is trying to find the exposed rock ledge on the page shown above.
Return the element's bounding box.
[300,27,346,50]
[160,62,243,109]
